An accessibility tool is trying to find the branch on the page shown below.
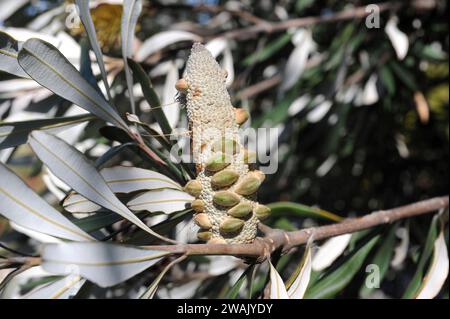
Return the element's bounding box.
[143,196,449,259]
[215,1,435,40]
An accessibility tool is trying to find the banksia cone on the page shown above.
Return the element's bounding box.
[178,43,269,244]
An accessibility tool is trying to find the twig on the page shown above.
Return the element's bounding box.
[142,196,449,259]
[215,2,409,40]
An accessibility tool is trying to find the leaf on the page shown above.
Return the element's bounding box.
[287,240,312,299]
[75,0,112,101]
[28,130,173,243]
[403,216,439,298]
[63,166,182,213]
[305,235,379,299]
[41,242,170,287]
[24,274,85,299]
[0,163,94,242]
[281,29,314,91]
[136,30,201,61]
[0,31,29,78]
[121,0,142,113]
[226,264,256,299]
[312,234,352,272]
[17,38,129,131]
[128,59,172,137]
[416,226,449,299]
[140,255,186,299]
[359,226,397,298]
[242,33,291,66]
[385,17,409,60]
[268,260,289,299]
[267,201,343,222]
[127,189,193,214]
[0,114,93,150]
[101,166,182,192]
[161,61,181,128]
[62,192,102,213]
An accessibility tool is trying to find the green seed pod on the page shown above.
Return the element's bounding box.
[194,213,212,229]
[191,199,205,213]
[184,180,202,197]
[243,149,257,164]
[213,191,240,207]
[211,169,239,188]
[227,202,253,218]
[234,174,261,196]
[220,217,245,234]
[212,138,239,155]
[255,204,271,220]
[197,230,212,241]
[205,153,231,172]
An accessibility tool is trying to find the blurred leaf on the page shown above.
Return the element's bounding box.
[359,226,397,298]
[416,223,449,299]
[41,242,170,287]
[121,0,142,113]
[24,274,85,299]
[140,255,186,299]
[128,59,172,137]
[0,31,29,78]
[0,114,93,150]
[379,66,395,96]
[226,264,255,299]
[312,234,352,272]
[242,33,291,66]
[305,235,379,299]
[385,18,409,60]
[389,61,417,91]
[268,201,343,222]
[28,130,172,243]
[136,30,200,61]
[75,0,112,100]
[0,163,94,242]
[403,216,439,298]
[17,38,129,131]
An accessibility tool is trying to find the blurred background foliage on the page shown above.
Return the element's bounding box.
[0,0,448,298]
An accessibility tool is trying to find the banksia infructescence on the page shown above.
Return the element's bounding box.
[178,43,271,244]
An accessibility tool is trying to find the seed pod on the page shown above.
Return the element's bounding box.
[194,213,212,229]
[213,191,240,207]
[184,180,202,197]
[205,153,231,172]
[175,78,188,92]
[212,138,239,155]
[234,108,249,125]
[208,237,227,244]
[255,204,271,220]
[191,199,205,213]
[252,170,265,182]
[197,230,212,241]
[243,149,257,164]
[220,217,245,234]
[234,174,261,196]
[211,169,239,188]
[227,202,253,218]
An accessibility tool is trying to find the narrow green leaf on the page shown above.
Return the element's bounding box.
[226,264,255,299]
[305,235,380,299]
[128,59,172,136]
[24,275,85,299]
[267,201,343,222]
